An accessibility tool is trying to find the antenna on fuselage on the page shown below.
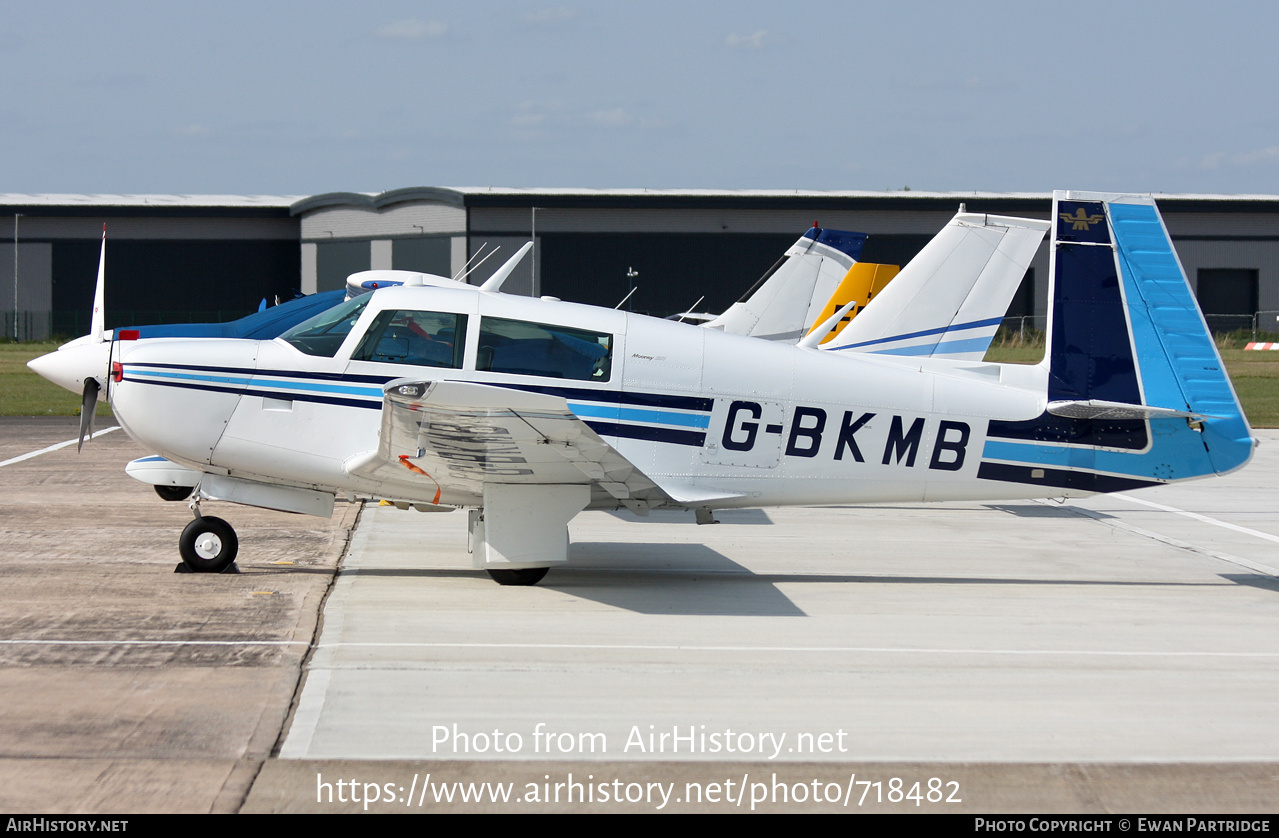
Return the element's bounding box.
[453,243,499,283]
[614,286,637,310]
[479,241,534,292]
[675,296,705,322]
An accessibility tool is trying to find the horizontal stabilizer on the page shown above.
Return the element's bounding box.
[1046,400,1209,421]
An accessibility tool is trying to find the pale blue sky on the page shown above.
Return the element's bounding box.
[3,1,1277,195]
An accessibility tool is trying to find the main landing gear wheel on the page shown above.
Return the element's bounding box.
[178,516,239,573]
[486,567,550,586]
[155,484,194,502]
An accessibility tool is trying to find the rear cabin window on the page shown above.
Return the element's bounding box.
[477,317,612,381]
[280,295,371,357]
[351,310,467,369]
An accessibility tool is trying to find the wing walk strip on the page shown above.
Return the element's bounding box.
[122,362,713,447]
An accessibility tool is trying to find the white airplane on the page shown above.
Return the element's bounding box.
[29,191,1255,585]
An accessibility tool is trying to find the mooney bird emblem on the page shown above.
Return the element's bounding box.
[1060,207,1105,230]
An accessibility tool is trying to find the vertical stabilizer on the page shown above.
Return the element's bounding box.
[977,192,1254,494]
[704,226,867,342]
[805,262,900,345]
[824,213,1048,360]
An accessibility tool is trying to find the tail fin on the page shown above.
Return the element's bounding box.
[704,226,867,342]
[823,212,1048,360]
[805,262,900,345]
[978,191,1254,493]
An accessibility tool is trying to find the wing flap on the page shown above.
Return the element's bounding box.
[345,379,668,506]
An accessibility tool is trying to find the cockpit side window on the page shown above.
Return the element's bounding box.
[280,295,371,358]
[351,310,468,369]
[477,316,612,381]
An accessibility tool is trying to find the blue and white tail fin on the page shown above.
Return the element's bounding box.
[703,226,867,342]
[822,212,1049,360]
[978,191,1254,493]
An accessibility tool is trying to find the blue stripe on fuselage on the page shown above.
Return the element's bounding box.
[567,402,710,429]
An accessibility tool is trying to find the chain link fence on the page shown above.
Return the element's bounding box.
[1254,310,1279,339]
[993,315,1048,348]
[997,312,1279,347]
[2,311,48,342]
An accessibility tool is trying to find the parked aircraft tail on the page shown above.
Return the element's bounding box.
[977,191,1255,493]
[703,226,867,342]
[804,262,900,345]
[823,212,1049,360]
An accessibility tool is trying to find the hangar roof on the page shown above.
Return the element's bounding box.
[3,189,1279,218]
[291,187,1279,216]
[0,193,302,219]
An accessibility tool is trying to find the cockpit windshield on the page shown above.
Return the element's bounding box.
[279,295,371,357]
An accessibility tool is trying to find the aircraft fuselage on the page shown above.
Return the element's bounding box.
[111,283,1053,513]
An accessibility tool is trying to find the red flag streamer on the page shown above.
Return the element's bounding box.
[398,455,442,505]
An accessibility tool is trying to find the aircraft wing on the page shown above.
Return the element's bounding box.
[344,379,674,509]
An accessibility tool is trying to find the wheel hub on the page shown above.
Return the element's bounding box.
[194,533,223,559]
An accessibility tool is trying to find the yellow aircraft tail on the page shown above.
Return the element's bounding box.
[806,262,900,344]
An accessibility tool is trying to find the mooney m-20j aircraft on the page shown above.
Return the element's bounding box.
[29,191,1254,585]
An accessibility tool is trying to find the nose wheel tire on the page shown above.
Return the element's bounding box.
[485,567,550,586]
[178,516,239,573]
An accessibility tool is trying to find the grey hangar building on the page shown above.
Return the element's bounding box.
[3,187,1277,340]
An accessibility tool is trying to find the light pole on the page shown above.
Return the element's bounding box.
[12,213,21,341]
[625,267,639,311]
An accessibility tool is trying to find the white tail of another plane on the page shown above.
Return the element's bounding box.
[703,226,867,342]
[823,212,1049,360]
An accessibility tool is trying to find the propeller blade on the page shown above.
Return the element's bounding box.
[77,378,99,452]
[91,225,106,343]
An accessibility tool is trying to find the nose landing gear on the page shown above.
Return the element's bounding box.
[176,499,239,573]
